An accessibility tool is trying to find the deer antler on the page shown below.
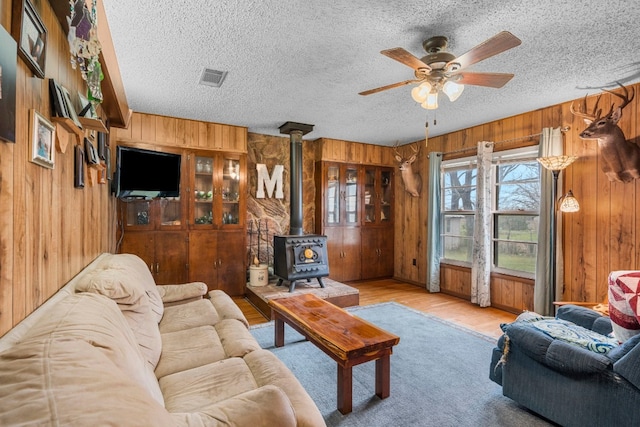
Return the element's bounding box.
[570,94,602,121]
[604,83,635,114]
[392,140,402,157]
[410,142,420,154]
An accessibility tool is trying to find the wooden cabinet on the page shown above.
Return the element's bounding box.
[118,147,247,295]
[316,161,395,282]
[120,231,188,284]
[188,230,246,295]
[361,227,394,279]
[324,227,362,282]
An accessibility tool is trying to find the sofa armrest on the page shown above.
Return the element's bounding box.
[157,282,208,305]
[612,335,640,389]
[169,385,298,427]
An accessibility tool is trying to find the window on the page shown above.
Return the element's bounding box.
[492,148,540,277]
[441,159,477,265]
[440,147,540,278]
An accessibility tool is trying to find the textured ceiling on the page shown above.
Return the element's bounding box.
[102,0,640,146]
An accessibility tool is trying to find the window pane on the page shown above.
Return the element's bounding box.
[444,215,474,237]
[444,187,476,211]
[443,169,476,187]
[443,237,473,263]
[494,241,537,273]
[495,215,539,242]
[496,162,539,183]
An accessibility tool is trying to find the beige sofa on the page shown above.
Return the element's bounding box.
[0,253,326,426]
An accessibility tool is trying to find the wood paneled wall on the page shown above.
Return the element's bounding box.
[0,0,115,336]
[394,82,640,313]
[114,112,247,152]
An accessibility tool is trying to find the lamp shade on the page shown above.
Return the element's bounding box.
[411,82,431,103]
[443,81,464,102]
[559,190,580,212]
[537,155,578,171]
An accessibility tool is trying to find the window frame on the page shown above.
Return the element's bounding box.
[490,146,540,279]
[440,156,477,267]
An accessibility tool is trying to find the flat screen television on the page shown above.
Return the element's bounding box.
[114,146,181,198]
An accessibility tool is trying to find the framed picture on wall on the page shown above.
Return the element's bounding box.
[74,144,85,188]
[0,25,17,143]
[30,109,55,168]
[12,0,47,79]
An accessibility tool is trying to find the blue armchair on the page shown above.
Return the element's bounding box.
[490,305,640,426]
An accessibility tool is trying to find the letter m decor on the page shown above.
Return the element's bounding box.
[256,164,284,199]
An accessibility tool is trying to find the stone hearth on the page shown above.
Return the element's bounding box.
[245,277,359,320]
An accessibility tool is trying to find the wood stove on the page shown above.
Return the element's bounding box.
[273,121,330,292]
[273,235,329,292]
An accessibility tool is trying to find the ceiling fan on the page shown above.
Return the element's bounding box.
[359,31,522,109]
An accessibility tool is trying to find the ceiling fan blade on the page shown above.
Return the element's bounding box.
[359,79,421,96]
[447,31,521,70]
[381,48,432,71]
[453,72,515,88]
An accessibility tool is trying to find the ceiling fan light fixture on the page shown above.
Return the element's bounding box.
[443,80,464,102]
[411,82,431,103]
[421,90,438,110]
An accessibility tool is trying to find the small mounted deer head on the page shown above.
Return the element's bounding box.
[393,141,422,197]
[570,83,640,183]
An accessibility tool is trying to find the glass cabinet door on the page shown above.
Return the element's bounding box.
[327,165,340,225]
[344,166,358,225]
[221,156,241,225]
[364,168,376,223]
[193,155,214,225]
[160,198,182,226]
[124,200,152,227]
[380,169,392,224]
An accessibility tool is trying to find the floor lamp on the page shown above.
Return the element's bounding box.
[537,155,578,311]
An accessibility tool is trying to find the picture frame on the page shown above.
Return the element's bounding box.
[84,137,99,165]
[12,0,47,79]
[0,25,17,143]
[30,109,55,168]
[61,85,82,129]
[49,79,68,118]
[77,91,96,118]
[74,144,85,188]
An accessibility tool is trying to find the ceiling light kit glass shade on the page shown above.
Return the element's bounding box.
[411,80,464,110]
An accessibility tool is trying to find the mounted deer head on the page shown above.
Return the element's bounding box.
[570,83,640,183]
[393,141,422,197]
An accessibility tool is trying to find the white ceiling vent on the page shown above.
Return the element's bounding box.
[199,68,227,88]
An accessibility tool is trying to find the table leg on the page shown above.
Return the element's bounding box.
[337,365,353,414]
[375,354,391,399]
[274,315,285,347]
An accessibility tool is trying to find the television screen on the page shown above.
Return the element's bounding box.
[114,146,181,198]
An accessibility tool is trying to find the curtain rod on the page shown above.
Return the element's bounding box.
[428,126,570,158]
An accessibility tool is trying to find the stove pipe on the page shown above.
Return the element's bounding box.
[279,121,314,235]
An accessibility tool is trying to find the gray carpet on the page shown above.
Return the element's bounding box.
[250,302,553,427]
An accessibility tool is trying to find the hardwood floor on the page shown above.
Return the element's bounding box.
[234,278,517,339]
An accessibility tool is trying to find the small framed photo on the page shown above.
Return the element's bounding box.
[12,0,47,79]
[30,109,55,168]
[61,85,82,129]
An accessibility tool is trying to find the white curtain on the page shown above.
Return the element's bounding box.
[534,127,564,315]
[471,141,493,307]
[426,152,442,292]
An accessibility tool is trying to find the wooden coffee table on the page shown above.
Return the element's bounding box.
[269,293,400,414]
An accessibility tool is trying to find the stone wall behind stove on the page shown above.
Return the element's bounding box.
[246,133,317,266]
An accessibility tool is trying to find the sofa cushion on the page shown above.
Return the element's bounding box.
[20,292,164,406]
[169,385,298,427]
[75,266,163,369]
[0,337,173,426]
[98,253,165,321]
[160,357,259,412]
[160,298,220,333]
[529,318,618,354]
[156,319,262,379]
[156,325,227,379]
